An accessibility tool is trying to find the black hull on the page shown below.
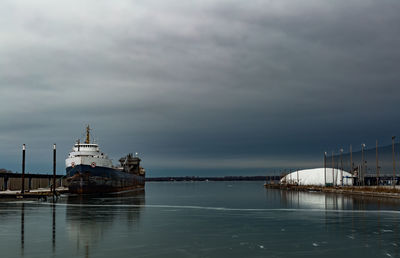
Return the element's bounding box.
[68,184,145,194]
[66,165,145,194]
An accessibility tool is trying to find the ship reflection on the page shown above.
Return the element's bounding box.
[65,190,145,258]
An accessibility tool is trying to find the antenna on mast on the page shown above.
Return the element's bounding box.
[85,125,91,144]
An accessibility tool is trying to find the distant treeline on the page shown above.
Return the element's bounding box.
[0,168,13,174]
[146,176,280,182]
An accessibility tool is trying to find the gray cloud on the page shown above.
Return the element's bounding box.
[0,0,399,176]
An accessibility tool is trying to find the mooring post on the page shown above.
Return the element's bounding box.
[53,144,56,197]
[361,143,366,186]
[21,144,26,194]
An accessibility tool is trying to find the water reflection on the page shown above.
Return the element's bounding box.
[7,183,400,258]
[52,204,56,253]
[21,203,24,256]
[17,202,55,257]
[274,188,400,211]
[10,190,145,258]
[269,188,400,256]
[65,190,145,258]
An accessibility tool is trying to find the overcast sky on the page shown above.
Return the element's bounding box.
[1,0,399,176]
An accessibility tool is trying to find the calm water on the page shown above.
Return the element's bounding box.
[1,181,400,258]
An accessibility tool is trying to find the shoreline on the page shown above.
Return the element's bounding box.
[146,176,273,181]
[265,184,400,199]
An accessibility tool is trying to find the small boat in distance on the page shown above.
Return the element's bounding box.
[65,126,145,194]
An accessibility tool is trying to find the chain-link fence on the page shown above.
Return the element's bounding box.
[326,142,400,185]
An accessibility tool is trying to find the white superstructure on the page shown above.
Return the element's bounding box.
[65,126,113,169]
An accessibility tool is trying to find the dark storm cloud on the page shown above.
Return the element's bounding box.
[0,0,400,176]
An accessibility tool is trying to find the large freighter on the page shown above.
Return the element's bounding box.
[65,126,145,194]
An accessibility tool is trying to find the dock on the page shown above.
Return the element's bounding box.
[0,172,68,199]
[0,187,69,199]
[0,143,70,199]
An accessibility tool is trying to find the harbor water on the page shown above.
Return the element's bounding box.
[1,181,400,258]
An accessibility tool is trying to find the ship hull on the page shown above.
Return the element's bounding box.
[66,165,145,194]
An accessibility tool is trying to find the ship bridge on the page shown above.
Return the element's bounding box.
[72,143,100,152]
[69,143,105,158]
[66,126,113,168]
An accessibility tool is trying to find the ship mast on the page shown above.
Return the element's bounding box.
[85,125,91,144]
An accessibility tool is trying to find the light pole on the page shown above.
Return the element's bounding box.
[350,144,353,174]
[331,151,334,186]
[340,148,343,186]
[361,143,366,186]
[392,136,396,189]
[324,152,327,187]
[376,140,379,187]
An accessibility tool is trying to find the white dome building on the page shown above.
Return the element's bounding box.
[280,168,354,186]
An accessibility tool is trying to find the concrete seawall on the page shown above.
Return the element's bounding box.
[265,184,400,199]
